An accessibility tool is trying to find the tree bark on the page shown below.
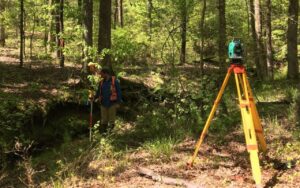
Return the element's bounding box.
[287,0,299,79]
[265,0,273,79]
[0,0,6,47]
[249,0,260,72]
[218,0,226,71]
[59,0,64,67]
[147,0,153,43]
[118,0,124,27]
[253,0,268,80]
[113,0,118,29]
[77,0,82,25]
[199,0,207,75]
[30,13,36,59]
[47,0,54,53]
[20,0,25,67]
[83,0,93,73]
[55,0,64,67]
[98,0,112,68]
[180,1,187,65]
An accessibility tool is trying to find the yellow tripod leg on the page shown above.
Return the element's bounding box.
[244,74,267,152]
[234,73,262,186]
[187,67,233,167]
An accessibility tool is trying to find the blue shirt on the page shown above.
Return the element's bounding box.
[95,77,122,107]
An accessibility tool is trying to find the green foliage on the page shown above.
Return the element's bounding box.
[143,137,178,161]
[112,28,146,63]
[286,87,300,125]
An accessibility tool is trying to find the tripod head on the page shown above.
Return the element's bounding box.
[228,38,243,64]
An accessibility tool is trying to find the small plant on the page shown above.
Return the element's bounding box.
[143,137,178,162]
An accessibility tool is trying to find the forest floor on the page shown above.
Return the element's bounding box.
[1,47,300,188]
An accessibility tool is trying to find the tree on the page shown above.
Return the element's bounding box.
[287,0,299,79]
[0,0,6,47]
[253,0,268,80]
[113,0,123,28]
[147,0,153,43]
[249,0,260,72]
[119,0,124,27]
[179,0,188,65]
[218,0,226,71]
[83,0,93,72]
[20,0,25,67]
[199,0,207,74]
[265,0,273,79]
[98,0,112,68]
[47,0,54,53]
[55,0,64,68]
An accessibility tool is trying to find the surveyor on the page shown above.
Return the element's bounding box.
[94,67,122,133]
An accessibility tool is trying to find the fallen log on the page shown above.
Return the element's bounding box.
[137,167,202,188]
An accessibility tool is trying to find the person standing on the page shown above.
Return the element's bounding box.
[94,67,122,133]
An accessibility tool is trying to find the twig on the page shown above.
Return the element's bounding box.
[137,167,202,188]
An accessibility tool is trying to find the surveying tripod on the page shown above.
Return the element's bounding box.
[187,64,267,186]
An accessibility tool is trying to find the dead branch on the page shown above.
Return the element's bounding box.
[137,167,202,188]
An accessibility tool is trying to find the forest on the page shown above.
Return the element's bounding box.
[0,0,299,187]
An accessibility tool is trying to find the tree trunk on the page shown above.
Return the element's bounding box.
[59,0,64,67]
[287,0,299,79]
[55,0,60,60]
[55,0,64,67]
[47,0,52,53]
[199,0,207,75]
[30,13,36,59]
[47,0,56,53]
[218,0,226,71]
[113,0,118,29]
[114,0,123,28]
[98,0,112,68]
[147,0,153,43]
[118,0,124,27]
[254,0,268,80]
[249,0,260,72]
[180,1,187,65]
[77,0,82,25]
[265,0,273,79]
[0,0,6,47]
[20,0,25,67]
[83,0,93,73]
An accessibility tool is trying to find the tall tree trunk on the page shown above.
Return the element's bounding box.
[55,0,64,67]
[98,0,112,68]
[254,0,268,80]
[249,0,260,72]
[83,0,93,73]
[55,0,60,60]
[59,0,64,67]
[147,0,153,43]
[77,0,82,24]
[218,0,226,71]
[180,1,187,65]
[20,0,25,67]
[30,13,36,59]
[47,0,54,53]
[118,0,124,27]
[113,0,118,29]
[0,0,6,47]
[287,0,299,79]
[114,0,123,28]
[147,0,153,58]
[199,0,206,75]
[265,0,273,79]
